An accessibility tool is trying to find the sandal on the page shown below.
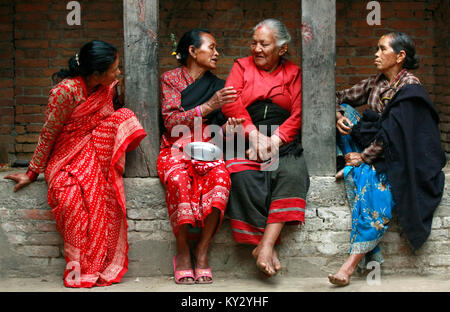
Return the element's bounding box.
[173,256,195,285]
[194,267,213,284]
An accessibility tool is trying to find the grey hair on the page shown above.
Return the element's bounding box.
[252,18,291,47]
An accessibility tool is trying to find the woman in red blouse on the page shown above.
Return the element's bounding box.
[157,29,242,284]
[221,19,310,277]
[5,40,146,287]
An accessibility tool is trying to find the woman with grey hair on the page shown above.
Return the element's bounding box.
[221,18,310,277]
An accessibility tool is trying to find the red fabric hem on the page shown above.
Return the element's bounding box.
[270,198,306,209]
[267,211,305,224]
[230,219,265,245]
[62,244,128,288]
[111,128,147,214]
[26,168,39,182]
[111,128,147,171]
[225,159,261,174]
[268,197,306,224]
[174,205,226,240]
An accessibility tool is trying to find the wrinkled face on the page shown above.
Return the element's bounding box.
[192,33,219,70]
[98,53,120,86]
[374,35,400,73]
[251,26,286,72]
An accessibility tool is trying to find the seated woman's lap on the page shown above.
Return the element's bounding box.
[227,154,309,227]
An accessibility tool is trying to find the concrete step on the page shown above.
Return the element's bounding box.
[1,274,449,292]
[1,167,450,279]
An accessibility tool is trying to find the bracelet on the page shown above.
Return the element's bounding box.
[26,168,38,182]
[195,105,202,117]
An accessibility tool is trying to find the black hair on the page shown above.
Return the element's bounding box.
[386,32,419,70]
[175,28,211,66]
[54,40,118,80]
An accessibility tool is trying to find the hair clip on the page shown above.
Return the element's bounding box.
[75,53,80,66]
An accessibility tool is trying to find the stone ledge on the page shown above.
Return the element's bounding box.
[1,169,449,278]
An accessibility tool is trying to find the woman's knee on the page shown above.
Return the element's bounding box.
[166,170,191,189]
[206,167,231,187]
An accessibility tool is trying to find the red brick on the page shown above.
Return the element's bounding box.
[349,57,373,66]
[15,125,26,134]
[21,209,53,221]
[16,59,49,68]
[0,88,13,99]
[16,134,40,143]
[16,4,48,12]
[26,124,43,133]
[347,37,376,48]
[15,114,46,124]
[16,78,51,88]
[15,96,47,105]
[15,40,48,49]
[86,21,122,29]
[35,222,58,232]
[0,126,11,135]
[388,20,424,30]
[391,2,425,10]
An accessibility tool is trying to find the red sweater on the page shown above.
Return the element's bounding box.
[222,56,302,144]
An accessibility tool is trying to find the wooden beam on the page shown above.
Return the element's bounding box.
[123,0,159,177]
[301,0,336,175]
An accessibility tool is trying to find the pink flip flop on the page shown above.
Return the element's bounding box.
[173,256,195,285]
[194,267,213,284]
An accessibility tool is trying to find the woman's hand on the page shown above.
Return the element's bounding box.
[247,130,282,162]
[201,87,237,115]
[223,117,245,136]
[259,134,283,161]
[4,172,32,192]
[336,111,353,135]
[113,77,125,110]
[345,152,364,167]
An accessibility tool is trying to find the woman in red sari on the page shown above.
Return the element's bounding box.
[5,40,146,288]
[158,29,242,284]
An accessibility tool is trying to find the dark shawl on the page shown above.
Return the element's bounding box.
[372,84,446,250]
[246,99,303,157]
[181,71,227,126]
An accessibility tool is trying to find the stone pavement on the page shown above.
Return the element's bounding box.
[1,273,449,292]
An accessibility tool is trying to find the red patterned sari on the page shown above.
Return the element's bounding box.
[157,67,231,238]
[28,77,146,287]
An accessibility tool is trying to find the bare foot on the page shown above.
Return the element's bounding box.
[252,245,276,277]
[272,249,281,272]
[335,169,344,179]
[328,270,350,286]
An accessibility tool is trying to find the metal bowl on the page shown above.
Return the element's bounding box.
[184,142,223,161]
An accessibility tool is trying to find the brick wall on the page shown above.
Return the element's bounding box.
[8,0,123,161]
[433,1,450,153]
[0,1,14,164]
[159,0,302,78]
[0,0,449,161]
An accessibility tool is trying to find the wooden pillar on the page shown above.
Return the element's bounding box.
[123,0,159,177]
[301,0,336,176]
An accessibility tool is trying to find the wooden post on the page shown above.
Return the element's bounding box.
[123,0,159,177]
[301,0,336,176]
